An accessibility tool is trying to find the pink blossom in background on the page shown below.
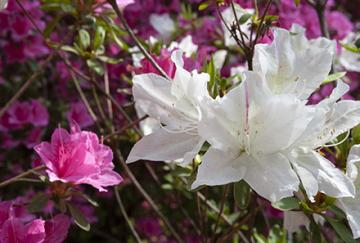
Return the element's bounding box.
[134,49,176,78]
[34,124,123,191]
[67,101,94,129]
[3,100,48,128]
[0,218,46,243]
[44,214,71,243]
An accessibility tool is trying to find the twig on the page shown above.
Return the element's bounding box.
[211,185,230,242]
[114,186,142,243]
[107,0,171,80]
[0,165,46,188]
[114,149,183,243]
[0,53,55,118]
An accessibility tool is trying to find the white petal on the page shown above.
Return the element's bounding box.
[313,100,360,147]
[346,144,360,181]
[291,162,318,201]
[337,198,360,239]
[191,148,247,189]
[243,153,299,202]
[149,14,175,40]
[0,0,7,10]
[284,211,310,234]
[291,150,355,198]
[253,25,333,99]
[126,128,202,164]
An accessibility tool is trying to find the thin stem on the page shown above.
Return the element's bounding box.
[107,0,171,80]
[114,186,142,243]
[0,53,55,118]
[69,66,99,123]
[314,0,330,38]
[0,165,46,188]
[104,115,148,141]
[114,149,183,243]
[211,185,229,242]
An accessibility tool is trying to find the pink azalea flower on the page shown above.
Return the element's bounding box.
[44,214,71,243]
[0,218,45,243]
[66,101,94,129]
[34,124,123,191]
[134,49,176,78]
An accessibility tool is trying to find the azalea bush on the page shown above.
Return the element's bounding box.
[1,0,360,242]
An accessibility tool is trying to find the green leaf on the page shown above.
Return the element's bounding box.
[78,29,91,50]
[87,59,104,76]
[27,193,48,213]
[198,2,210,11]
[355,38,360,49]
[352,124,360,143]
[310,220,322,243]
[322,72,346,84]
[61,45,79,55]
[325,217,356,243]
[294,0,300,6]
[238,13,252,25]
[233,180,251,209]
[97,55,122,64]
[341,43,360,54]
[329,205,346,219]
[67,203,91,231]
[93,26,106,51]
[272,197,300,211]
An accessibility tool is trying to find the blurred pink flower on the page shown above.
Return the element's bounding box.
[134,49,176,78]
[44,214,71,243]
[67,101,94,129]
[34,124,123,191]
[0,218,45,243]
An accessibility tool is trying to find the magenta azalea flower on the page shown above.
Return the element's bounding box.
[34,124,123,191]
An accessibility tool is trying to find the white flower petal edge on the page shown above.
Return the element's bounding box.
[337,144,360,239]
[253,24,335,99]
[127,50,210,164]
[339,33,360,73]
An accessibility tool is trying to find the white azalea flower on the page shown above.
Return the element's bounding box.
[169,35,198,58]
[127,50,210,164]
[0,0,7,10]
[193,26,360,202]
[149,13,175,41]
[213,50,227,70]
[193,71,312,202]
[253,24,335,100]
[339,32,360,72]
[221,4,254,47]
[336,144,360,239]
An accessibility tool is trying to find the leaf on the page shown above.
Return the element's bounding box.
[198,2,210,11]
[322,72,347,84]
[67,203,91,231]
[233,180,251,209]
[329,205,346,219]
[352,124,360,143]
[78,29,91,50]
[355,38,360,49]
[238,13,252,25]
[93,26,106,51]
[325,217,357,243]
[86,59,104,76]
[294,0,300,6]
[341,43,360,54]
[272,197,300,211]
[27,193,48,213]
[61,45,79,55]
[310,220,322,243]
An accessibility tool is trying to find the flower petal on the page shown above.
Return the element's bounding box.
[126,128,203,164]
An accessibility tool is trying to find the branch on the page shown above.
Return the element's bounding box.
[0,165,46,188]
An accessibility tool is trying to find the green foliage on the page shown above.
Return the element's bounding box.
[67,203,91,231]
[272,197,300,211]
[233,180,251,209]
[322,72,346,84]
